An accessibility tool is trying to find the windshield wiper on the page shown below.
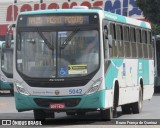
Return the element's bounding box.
[37,29,54,50]
[60,27,80,49]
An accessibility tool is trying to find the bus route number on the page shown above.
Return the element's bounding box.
[69,89,82,95]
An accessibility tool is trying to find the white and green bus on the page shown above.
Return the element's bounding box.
[153,35,160,92]
[0,40,14,95]
[13,7,154,120]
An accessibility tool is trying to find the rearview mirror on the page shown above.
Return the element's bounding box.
[5,33,12,48]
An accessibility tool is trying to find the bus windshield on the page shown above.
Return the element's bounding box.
[16,29,100,78]
[1,48,13,77]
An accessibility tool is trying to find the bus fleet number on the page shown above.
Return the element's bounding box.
[69,89,82,95]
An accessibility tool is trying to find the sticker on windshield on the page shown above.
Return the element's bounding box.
[58,32,67,37]
[58,67,68,76]
[17,59,22,63]
[68,64,87,75]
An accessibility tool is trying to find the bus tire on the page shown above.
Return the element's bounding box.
[121,104,131,114]
[154,86,160,93]
[66,112,76,116]
[131,86,143,114]
[113,83,119,118]
[100,108,113,121]
[34,110,46,121]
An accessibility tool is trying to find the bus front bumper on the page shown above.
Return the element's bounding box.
[0,81,13,90]
[15,90,111,112]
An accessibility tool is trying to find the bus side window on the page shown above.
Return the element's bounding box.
[110,23,117,57]
[17,33,21,50]
[103,25,109,60]
[123,26,130,58]
[130,27,137,58]
[142,30,148,58]
[116,24,124,57]
[136,29,143,58]
[147,31,153,59]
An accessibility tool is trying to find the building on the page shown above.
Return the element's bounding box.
[0,0,144,40]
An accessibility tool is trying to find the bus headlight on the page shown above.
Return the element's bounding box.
[86,78,102,95]
[15,82,30,96]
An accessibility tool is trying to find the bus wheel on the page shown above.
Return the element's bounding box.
[121,104,131,114]
[113,82,119,118]
[66,112,76,116]
[131,86,143,114]
[113,105,117,118]
[100,108,113,121]
[34,110,46,121]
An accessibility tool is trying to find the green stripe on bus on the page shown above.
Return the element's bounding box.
[105,59,123,89]
[137,59,149,85]
[140,22,147,28]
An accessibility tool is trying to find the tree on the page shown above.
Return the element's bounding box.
[151,24,160,35]
[136,0,160,24]
[136,0,160,35]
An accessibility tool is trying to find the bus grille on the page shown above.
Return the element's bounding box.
[34,98,81,107]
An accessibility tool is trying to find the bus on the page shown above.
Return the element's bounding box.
[0,40,14,95]
[153,36,160,92]
[13,7,154,120]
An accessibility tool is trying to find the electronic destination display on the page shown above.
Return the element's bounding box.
[17,13,99,27]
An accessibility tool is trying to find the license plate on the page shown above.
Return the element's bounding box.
[50,103,65,109]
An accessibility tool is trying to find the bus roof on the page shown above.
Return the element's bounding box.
[104,11,151,29]
[19,8,100,15]
[19,9,151,29]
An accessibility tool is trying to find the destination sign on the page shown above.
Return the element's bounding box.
[27,16,89,26]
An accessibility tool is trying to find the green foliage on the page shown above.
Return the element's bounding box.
[136,0,160,24]
[136,0,160,35]
[151,23,160,35]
